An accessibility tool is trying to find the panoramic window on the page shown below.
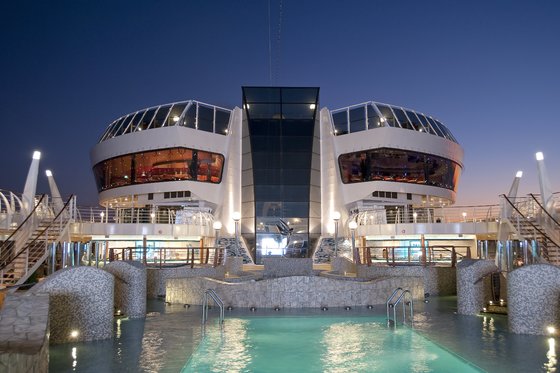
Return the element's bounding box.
[338,148,461,191]
[367,104,383,129]
[349,107,366,133]
[93,147,225,192]
[375,105,398,128]
[332,110,348,135]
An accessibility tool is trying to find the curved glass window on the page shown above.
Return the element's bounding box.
[93,147,225,192]
[331,102,458,144]
[367,104,383,129]
[376,104,398,128]
[99,101,232,143]
[338,148,461,192]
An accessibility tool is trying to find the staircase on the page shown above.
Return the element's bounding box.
[502,194,560,265]
[0,195,75,286]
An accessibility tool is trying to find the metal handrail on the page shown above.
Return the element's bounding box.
[0,194,46,254]
[202,289,224,324]
[386,287,414,325]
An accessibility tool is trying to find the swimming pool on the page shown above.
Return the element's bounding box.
[183,316,483,372]
[49,297,557,372]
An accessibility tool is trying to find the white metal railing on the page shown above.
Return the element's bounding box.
[202,289,224,324]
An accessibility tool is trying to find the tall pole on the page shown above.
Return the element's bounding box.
[349,220,358,264]
[332,211,341,258]
[232,212,241,256]
[213,221,223,264]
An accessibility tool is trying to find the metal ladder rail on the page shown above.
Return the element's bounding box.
[386,287,414,325]
[392,290,414,325]
[386,287,403,321]
[202,289,224,324]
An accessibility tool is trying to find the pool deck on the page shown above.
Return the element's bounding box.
[48,296,557,372]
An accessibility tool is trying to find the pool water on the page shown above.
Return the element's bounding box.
[183,316,483,373]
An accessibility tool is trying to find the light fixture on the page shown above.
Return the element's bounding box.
[332,211,341,221]
[172,116,180,122]
[348,221,358,230]
[536,152,544,161]
[32,151,41,160]
[380,117,386,122]
[70,330,79,338]
[516,171,523,178]
[45,170,53,177]
[309,104,316,110]
[213,221,222,230]
[232,211,241,221]
[547,325,556,335]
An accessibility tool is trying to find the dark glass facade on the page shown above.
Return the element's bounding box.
[93,147,224,192]
[338,148,461,191]
[243,87,319,261]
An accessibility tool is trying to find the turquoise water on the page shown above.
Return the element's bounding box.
[183,316,483,373]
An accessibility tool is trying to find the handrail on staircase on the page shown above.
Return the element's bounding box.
[528,193,560,228]
[0,194,47,254]
[501,194,560,251]
[0,195,75,272]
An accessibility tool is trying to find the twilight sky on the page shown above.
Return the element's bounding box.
[1,0,558,207]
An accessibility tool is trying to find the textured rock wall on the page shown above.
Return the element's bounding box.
[331,257,356,275]
[147,266,224,298]
[166,275,423,308]
[30,266,114,343]
[262,258,314,278]
[357,265,456,296]
[456,259,497,315]
[0,293,49,372]
[508,264,560,335]
[104,261,147,318]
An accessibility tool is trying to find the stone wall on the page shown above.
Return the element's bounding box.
[357,265,456,296]
[30,266,114,343]
[331,257,356,275]
[104,261,147,319]
[313,238,352,264]
[456,259,497,316]
[262,258,313,278]
[166,275,423,308]
[0,293,49,372]
[147,266,225,298]
[508,264,560,335]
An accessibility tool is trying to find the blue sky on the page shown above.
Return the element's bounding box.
[1,0,558,206]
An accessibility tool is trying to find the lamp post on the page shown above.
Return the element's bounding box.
[349,220,358,264]
[213,221,223,264]
[332,211,341,257]
[232,212,241,256]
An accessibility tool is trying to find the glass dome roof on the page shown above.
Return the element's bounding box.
[98,100,232,143]
[330,101,458,143]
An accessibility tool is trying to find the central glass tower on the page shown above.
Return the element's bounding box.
[242,87,320,263]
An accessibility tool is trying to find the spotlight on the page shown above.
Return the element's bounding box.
[227,306,234,311]
[274,306,281,311]
[344,306,352,311]
[547,326,556,335]
[367,305,373,310]
[70,330,79,338]
[183,304,190,308]
[250,306,257,312]
[321,306,328,311]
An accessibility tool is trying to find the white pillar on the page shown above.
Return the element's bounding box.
[536,152,555,217]
[22,150,41,214]
[46,170,64,214]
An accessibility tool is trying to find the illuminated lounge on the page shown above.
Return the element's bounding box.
[87,88,464,264]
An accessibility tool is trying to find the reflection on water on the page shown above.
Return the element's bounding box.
[184,319,251,372]
[544,338,557,372]
[185,317,482,373]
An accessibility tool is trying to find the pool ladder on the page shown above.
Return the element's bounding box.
[202,289,225,324]
[386,287,414,325]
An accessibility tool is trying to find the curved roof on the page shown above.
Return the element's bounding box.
[330,101,458,143]
[98,100,232,143]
